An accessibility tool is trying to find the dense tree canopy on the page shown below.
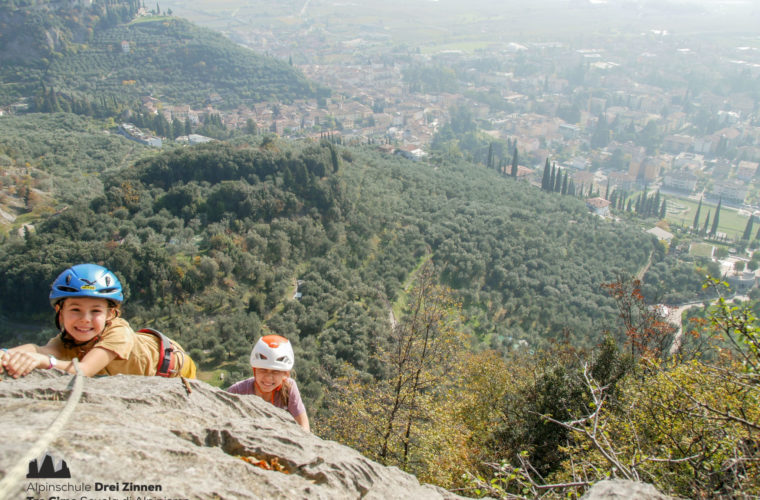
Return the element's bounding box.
[1,118,657,409]
[0,1,326,110]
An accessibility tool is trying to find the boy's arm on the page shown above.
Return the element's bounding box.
[0,343,59,377]
[1,343,116,378]
[57,346,117,376]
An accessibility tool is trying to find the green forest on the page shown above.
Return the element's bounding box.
[0,1,326,111]
[0,113,658,370]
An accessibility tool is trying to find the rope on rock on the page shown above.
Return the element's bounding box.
[0,359,84,500]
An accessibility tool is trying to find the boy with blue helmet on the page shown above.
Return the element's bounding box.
[1,263,196,379]
[49,262,124,305]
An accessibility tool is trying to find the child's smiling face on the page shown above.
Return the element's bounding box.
[254,367,289,393]
[59,297,115,343]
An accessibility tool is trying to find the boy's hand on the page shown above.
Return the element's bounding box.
[1,350,48,378]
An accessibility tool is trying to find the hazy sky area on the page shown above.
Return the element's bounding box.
[158,0,760,43]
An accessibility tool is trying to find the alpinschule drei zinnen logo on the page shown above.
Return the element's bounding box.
[27,452,71,479]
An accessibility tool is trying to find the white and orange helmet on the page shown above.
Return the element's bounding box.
[250,335,294,371]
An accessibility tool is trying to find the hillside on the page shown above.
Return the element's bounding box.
[0,0,325,109]
[0,113,153,233]
[0,121,656,400]
[0,1,758,495]
[1,115,757,497]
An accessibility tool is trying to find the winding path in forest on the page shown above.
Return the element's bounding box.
[667,294,749,355]
[636,249,654,281]
[666,301,703,355]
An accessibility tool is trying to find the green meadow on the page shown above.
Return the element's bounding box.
[664,195,752,240]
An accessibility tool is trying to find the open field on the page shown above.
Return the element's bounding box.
[663,195,751,240]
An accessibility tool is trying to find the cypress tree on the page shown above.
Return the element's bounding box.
[549,164,556,192]
[170,117,180,139]
[561,172,568,195]
[541,158,551,190]
[487,143,494,169]
[604,178,610,200]
[511,147,519,177]
[702,211,711,236]
[568,180,575,196]
[692,197,702,231]
[660,199,667,219]
[743,215,755,241]
[653,190,661,217]
[711,197,722,236]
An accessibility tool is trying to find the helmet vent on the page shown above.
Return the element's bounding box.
[250,335,294,370]
[65,275,72,285]
[105,276,111,286]
[56,286,79,293]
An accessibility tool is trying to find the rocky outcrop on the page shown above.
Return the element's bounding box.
[0,371,462,500]
[581,479,676,500]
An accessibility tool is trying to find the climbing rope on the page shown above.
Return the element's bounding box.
[0,359,84,500]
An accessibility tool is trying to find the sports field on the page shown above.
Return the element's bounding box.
[664,195,753,241]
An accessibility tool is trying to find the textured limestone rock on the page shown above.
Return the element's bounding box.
[581,479,676,500]
[0,371,462,500]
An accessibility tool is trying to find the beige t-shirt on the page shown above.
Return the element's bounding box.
[46,318,185,376]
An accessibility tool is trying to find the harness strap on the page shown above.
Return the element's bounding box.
[137,328,176,377]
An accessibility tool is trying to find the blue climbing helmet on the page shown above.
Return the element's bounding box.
[49,263,124,307]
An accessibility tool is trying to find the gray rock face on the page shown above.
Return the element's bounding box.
[581,479,676,500]
[0,371,462,500]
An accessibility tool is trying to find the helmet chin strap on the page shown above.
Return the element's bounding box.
[54,304,62,331]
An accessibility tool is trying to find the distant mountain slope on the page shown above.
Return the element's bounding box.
[0,0,325,108]
[0,113,152,232]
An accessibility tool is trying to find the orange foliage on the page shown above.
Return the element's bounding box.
[238,455,289,473]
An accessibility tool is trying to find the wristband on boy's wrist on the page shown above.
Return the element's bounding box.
[47,355,57,369]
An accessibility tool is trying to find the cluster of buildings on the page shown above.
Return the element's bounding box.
[128,9,760,215]
[118,123,162,148]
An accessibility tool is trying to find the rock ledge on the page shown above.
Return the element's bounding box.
[0,371,461,500]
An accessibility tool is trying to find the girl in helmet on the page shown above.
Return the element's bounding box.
[227,335,310,432]
[0,263,196,379]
